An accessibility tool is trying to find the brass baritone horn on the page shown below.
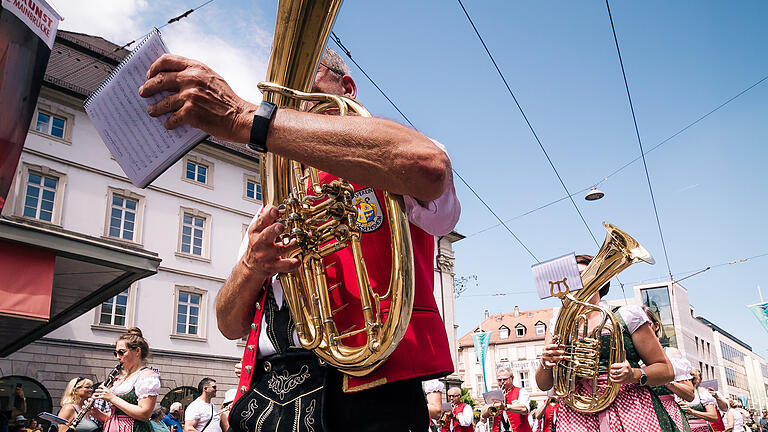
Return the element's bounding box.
[258,0,414,377]
[551,223,654,413]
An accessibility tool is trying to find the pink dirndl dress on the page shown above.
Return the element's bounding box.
[103,371,161,432]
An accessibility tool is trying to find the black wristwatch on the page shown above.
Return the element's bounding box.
[246,100,277,153]
[638,368,648,386]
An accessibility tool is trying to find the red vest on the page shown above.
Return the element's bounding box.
[492,387,532,432]
[234,176,453,403]
[442,402,474,432]
[538,404,555,432]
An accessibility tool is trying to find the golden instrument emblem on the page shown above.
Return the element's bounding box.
[548,277,570,299]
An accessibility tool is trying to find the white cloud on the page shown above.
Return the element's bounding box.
[163,20,270,104]
[51,0,148,44]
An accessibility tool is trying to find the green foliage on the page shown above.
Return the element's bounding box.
[530,400,538,411]
[460,388,476,407]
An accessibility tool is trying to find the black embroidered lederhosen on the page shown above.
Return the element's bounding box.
[228,288,329,432]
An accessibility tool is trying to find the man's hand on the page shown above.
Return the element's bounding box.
[139,54,256,143]
[240,205,299,280]
[234,362,242,378]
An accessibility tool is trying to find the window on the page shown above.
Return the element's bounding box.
[17,164,66,225]
[518,346,527,359]
[695,336,700,354]
[535,321,546,335]
[498,347,508,361]
[761,364,768,379]
[100,289,129,326]
[92,284,136,330]
[104,188,145,243]
[243,174,262,202]
[181,155,214,188]
[519,371,529,389]
[516,324,526,337]
[176,208,211,261]
[721,342,745,364]
[23,172,57,221]
[160,386,200,412]
[499,326,510,339]
[34,111,66,138]
[172,286,208,340]
[476,375,484,394]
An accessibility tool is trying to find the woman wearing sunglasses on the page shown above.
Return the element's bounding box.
[57,377,107,432]
[94,327,160,432]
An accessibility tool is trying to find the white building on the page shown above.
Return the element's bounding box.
[457,306,553,404]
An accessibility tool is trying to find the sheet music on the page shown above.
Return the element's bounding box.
[85,29,207,188]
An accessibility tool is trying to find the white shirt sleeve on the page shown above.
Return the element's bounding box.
[515,388,530,412]
[402,139,461,236]
[699,388,717,406]
[617,304,651,334]
[134,373,160,399]
[237,213,261,262]
[422,379,445,395]
[457,404,473,427]
[666,350,693,381]
[549,307,560,331]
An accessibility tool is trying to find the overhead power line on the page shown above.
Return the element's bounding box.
[68,0,219,78]
[455,0,601,248]
[605,0,673,280]
[329,32,541,262]
[465,70,768,238]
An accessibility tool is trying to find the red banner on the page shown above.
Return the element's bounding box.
[0,239,54,319]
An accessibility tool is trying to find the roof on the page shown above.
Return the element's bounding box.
[44,31,260,162]
[458,307,554,348]
[698,316,753,352]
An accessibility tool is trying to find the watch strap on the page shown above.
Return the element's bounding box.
[247,101,277,153]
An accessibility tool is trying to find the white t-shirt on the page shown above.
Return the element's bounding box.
[185,399,221,432]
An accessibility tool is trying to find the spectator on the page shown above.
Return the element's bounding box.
[150,407,169,432]
[161,403,183,432]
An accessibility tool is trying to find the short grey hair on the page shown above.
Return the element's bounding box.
[496,366,512,376]
[447,386,462,395]
[321,47,350,76]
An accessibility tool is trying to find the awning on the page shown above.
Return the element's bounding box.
[0,217,161,356]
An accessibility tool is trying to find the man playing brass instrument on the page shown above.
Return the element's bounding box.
[442,387,474,432]
[140,47,460,431]
[481,367,531,432]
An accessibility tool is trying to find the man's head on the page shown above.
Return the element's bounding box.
[496,366,513,392]
[311,47,356,99]
[198,377,217,398]
[447,387,462,405]
[169,402,183,418]
[575,254,610,298]
[762,409,767,417]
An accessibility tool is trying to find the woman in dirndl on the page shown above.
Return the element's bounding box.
[679,369,719,432]
[94,327,160,432]
[643,306,696,432]
[534,254,677,432]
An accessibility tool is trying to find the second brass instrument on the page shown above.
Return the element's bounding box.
[551,222,654,413]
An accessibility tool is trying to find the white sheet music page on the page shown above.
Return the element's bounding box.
[85,29,207,188]
[531,253,584,300]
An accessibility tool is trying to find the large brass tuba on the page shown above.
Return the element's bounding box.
[551,222,654,413]
[258,0,414,377]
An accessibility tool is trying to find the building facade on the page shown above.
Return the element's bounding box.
[0,30,463,419]
[457,306,553,404]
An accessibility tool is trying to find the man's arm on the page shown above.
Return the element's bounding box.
[457,404,473,427]
[139,55,450,202]
[216,206,299,339]
[183,420,198,432]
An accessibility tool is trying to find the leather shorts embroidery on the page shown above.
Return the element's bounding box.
[229,351,328,432]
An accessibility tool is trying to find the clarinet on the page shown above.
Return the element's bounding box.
[68,363,123,431]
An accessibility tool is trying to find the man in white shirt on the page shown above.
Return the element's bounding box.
[481,367,531,432]
[185,378,221,432]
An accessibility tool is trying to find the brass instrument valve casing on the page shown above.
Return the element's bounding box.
[572,338,601,379]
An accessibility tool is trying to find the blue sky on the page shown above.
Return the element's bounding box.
[54,1,768,354]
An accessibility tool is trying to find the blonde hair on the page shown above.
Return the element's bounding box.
[60,377,93,407]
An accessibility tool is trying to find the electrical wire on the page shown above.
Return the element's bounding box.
[464,70,768,238]
[605,0,673,280]
[329,32,541,262]
[66,0,219,78]
[455,0,601,249]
